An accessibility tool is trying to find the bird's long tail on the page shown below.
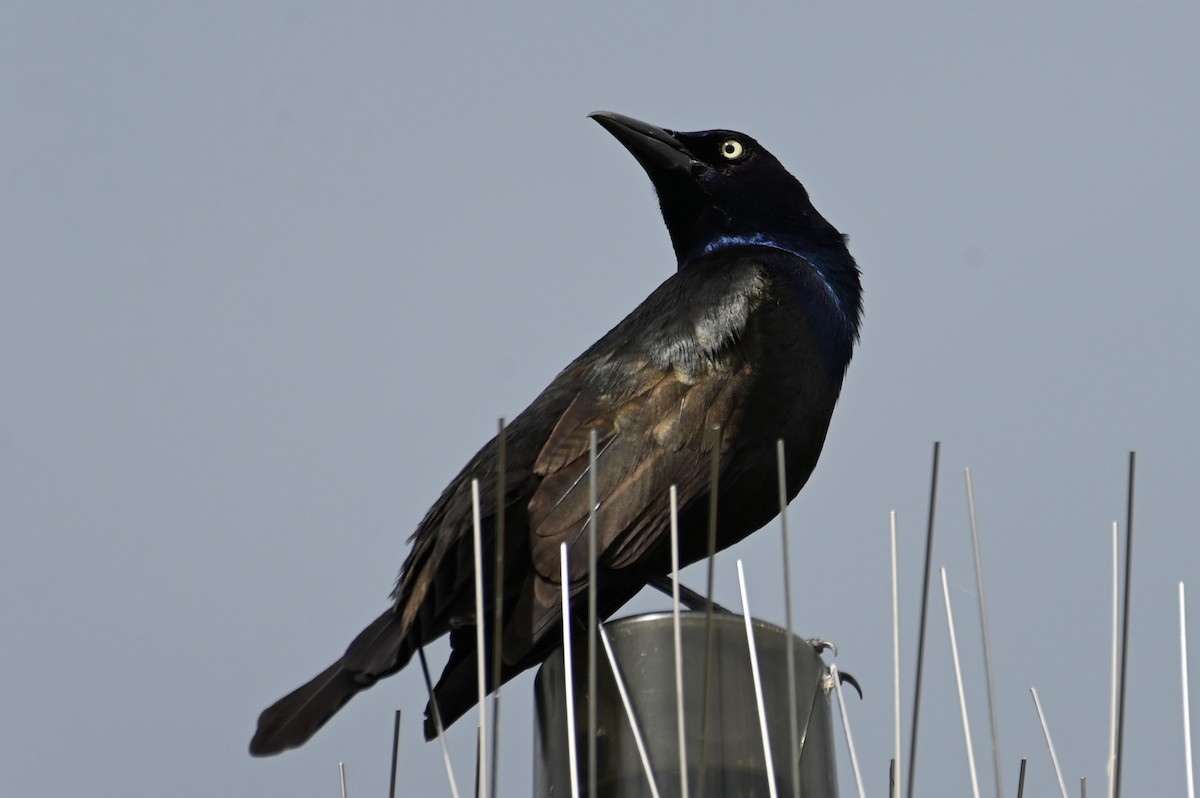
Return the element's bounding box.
[249,659,372,756]
[249,608,415,756]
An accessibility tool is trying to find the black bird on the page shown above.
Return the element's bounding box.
[250,111,862,755]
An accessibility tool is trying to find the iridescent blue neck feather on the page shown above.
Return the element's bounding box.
[698,234,862,376]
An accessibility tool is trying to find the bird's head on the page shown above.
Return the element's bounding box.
[590,111,849,268]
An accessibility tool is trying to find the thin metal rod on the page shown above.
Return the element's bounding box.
[776,440,801,798]
[1107,522,1118,798]
[418,648,462,798]
[704,424,723,600]
[831,663,867,798]
[669,485,690,798]
[599,625,663,798]
[470,480,488,798]
[339,761,348,798]
[474,727,482,798]
[560,543,581,798]
[1031,687,1069,798]
[942,567,982,798]
[388,710,402,798]
[587,430,599,798]
[1182,583,1196,798]
[965,468,1004,798]
[906,440,941,798]
[1114,451,1136,798]
[490,418,506,798]
[797,671,824,763]
[1081,777,1087,798]
[1017,758,1028,798]
[697,423,723,798]
[737,559,779,798]
[891,510,902,798]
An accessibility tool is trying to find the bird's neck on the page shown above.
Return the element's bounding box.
[693,234,862,375]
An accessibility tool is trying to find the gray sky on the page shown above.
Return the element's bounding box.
[3,3,1198,796]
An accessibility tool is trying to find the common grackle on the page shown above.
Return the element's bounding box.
[250,111,862,755]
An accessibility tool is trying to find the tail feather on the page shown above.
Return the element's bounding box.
[250,608,420,756]
[249,659,372,756]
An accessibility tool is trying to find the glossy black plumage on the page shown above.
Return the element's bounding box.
[250,111,862,755]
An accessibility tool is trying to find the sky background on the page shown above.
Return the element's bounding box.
[3,2,1198,796]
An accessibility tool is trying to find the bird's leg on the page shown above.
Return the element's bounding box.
[647,573,734,614]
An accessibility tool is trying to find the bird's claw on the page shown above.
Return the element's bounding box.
[838,669,863,700]
[808,638,838,656]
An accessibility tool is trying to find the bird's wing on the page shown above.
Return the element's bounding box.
[509,258,769,645]
[528,353,748,572]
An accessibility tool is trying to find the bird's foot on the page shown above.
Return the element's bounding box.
[808,637,838,656]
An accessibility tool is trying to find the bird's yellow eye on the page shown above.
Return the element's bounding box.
[719,138,745,160]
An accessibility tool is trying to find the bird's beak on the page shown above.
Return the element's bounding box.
[590,111,698,174]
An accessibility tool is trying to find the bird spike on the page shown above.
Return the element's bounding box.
[737,559,779,798]
[906,440,941,798]
[776,440,801,798]
[1114,451,1136,798]
[586,429,600,798]
[418,648,462,798]
[1030,687,1069,798]
[387,710,402,798]
[964,468,1004,798]
[831,664,867,798]
[696,424,723,798]
[599,625,663,798]
[941,567,981,798]
[470,480,488,798]
[490,418,506,798]
[559,543,581,798]
[890,510,902,798]
[669,485,690,798]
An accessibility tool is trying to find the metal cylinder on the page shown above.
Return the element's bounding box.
[533,612,838,798]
